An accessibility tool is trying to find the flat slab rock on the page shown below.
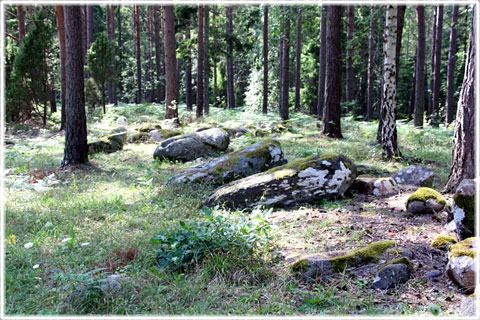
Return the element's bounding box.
[203,154,357,209]
[392,165,434,187]
[153,128,229,162]
[168,139,287,185]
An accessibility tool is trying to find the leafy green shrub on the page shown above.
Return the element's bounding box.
[150,208,271,272]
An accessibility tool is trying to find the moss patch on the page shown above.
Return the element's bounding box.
[329,240,396,272]
[291,258,308,272]
[267,153,342,180]
[406,187,446,206]
[431,234,457,248]
[377,257,413,272]
[158,129,182,139]
[453,192,475,233]
[449,237,476,258]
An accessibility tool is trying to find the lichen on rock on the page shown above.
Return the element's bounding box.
[431,234,457,249]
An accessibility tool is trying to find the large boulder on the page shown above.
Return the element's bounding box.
[406,187,446,214]
[154,128,229,162]
[446,237,476,292]
[203,154,357,209]
[392,165,435,187]
[168,139,287,185]
[453,179,475,240]
[88,132,127,154]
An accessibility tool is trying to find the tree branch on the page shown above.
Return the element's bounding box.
[5,32,19,42]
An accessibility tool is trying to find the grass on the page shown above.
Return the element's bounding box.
[4,103,456,315]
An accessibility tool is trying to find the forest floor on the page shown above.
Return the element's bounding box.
[4,103,466,316]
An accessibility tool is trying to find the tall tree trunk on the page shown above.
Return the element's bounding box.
[346,5,355,107]
[106,5,113,104]
[17,5,26,44]
[367,6,375,121]
[55,5,67,131]
[164,5,178,119]
[316,6,326,121]
[116,6,124,99]
[204,6,210,115]
[263,6,269,114]
[86,5,93,49]
[62,5,88,167]
[134,5,142,104]
[380,5,401,160]
[395,6,406,85]
[431,5,444,126]
[408,47,417,121]
[147,7,155,103]
[427,6,438,118]
[185,27,193,112]
[213,7,218,107]
[160,7,166,102]
[197,6,205,118]
[322,6,343,138]
[294,7,302,113]
[444,9,475,192]
[153,6,163,103]
[82,6,87,65]
[445,6,459,126]
[110,5,117,105]
[280,10,290,120]
[225,6,235,109]
[414,5,426,127]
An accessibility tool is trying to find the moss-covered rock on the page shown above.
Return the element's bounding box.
[136,123,162,132]
[128,132,149,143]
[168,139,288,185]
[431,234,457,249]
[406,187,446,214]
[392,165,435,187]
[88,132,126,154]
[377,257,413,272]
[447,237,476,292]
[453,179,475,240]
[204,153,357,209]
[149,129,182,141]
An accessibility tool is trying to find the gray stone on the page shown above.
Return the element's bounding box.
[153,128,229,162]
[447,238,476,292]
[203,154,357,210]
[372,264,410,290]
[392,165,435,187]
[461,295,477,317]
[168,140,287,185]
[111,126,127,133]
[149,129,182,142]
[425,270,442,278]
[116,116,128,126]
[453,179,475,240]
[350,177,399,197]
[88,132,127,154]
[407,199,445,214]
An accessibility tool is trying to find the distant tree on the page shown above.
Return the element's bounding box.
[316,6,326,121]
[431,5,444,126]
[153,5,164,102]
[294,7,302,113]
[86,5,93,49]
[17,5,26,44]
[62,5,88,167]
[379,5,401,160]
[134,5,142,103]
[164,5,178,119]
[445,6,459,126]
[280,7,290,120]
[322,6,342,138]
[55,5,66,130]
[146,6,155,103]
[346,5,354,108]
[225,6,235,109]
[263,6,268,114]
[414,5,426,127]
[366,6,375,121]
[197,5,205,118]
[87,32,114,114]
[185,26,193,111]
[203,6,210,115]
[444,9,475,192]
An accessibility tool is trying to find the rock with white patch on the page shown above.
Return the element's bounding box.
[203,154,357,209]
[153,128,229,162]
[446,237,477,292]
[349,177,399,197]
[168,139,287,185]
[392,165,435,187]
[116,116,128,126]
[453,179,475,240]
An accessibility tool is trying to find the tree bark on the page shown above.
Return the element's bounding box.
[226,6,235,109]
[395,6,406,85]
[322,6,342,138]
[445,6,459,126]
[346,5,355,107]
[164,5,178,119]
[197,6,205,118]
[185,27,193,112]
[62,5,88,167]
[444,9,475,192]
[263,6,268,114]
[408,47,417,120]
[294,7,302,112]
[431,5,444,126]
[55,5,67,131]
[317,6,326,121]
[380,5,401,160]
[153,6,163,103]
[86,5,93,49]
[414,6,426,127]
[134,5,142,104]
[160,7,166,102]
[280,8,290,120]
[367,6,375,121]
[427,6,438,118]
[147,7,155,103]
[82,6,87,65]
[204,6,210,115]
[17,5,26,44]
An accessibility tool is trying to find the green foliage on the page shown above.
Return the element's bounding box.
[150,208,270,272]
[6,9,54,122]
[87,32,115,109]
